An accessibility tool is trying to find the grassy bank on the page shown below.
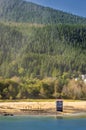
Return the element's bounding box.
[0,99,84,103]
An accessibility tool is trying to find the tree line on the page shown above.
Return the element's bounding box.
[0,76,86,100]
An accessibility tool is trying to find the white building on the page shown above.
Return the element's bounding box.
[81,74,86,80]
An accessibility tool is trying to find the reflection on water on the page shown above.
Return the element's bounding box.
[56,116,63,119]
[0,115,86,130]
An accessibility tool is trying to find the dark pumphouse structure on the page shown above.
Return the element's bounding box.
[56,99,63,112]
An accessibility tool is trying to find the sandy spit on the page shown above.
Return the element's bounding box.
[0,101,86,116]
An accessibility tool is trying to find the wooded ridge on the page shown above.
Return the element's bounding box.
[0,0,86,24]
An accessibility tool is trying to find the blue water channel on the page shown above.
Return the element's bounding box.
[0,115,86,130]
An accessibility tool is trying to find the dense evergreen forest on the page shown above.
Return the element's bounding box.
[0,23,86,78]
[0,0,86,99]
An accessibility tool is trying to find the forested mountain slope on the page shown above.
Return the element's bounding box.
[0,0,86,100]
[0,0,86,24]
[0,22,86,78]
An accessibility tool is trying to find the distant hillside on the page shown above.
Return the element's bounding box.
[0,22,86,78]
[0,0,86,24]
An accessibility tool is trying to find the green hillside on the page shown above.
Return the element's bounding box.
[0,22,86,99]
[0,0,86,24]
[0,22,86,78]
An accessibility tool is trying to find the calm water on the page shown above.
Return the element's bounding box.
[0,115,86,130]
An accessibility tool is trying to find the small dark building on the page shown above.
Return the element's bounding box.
[56,99,63,112]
